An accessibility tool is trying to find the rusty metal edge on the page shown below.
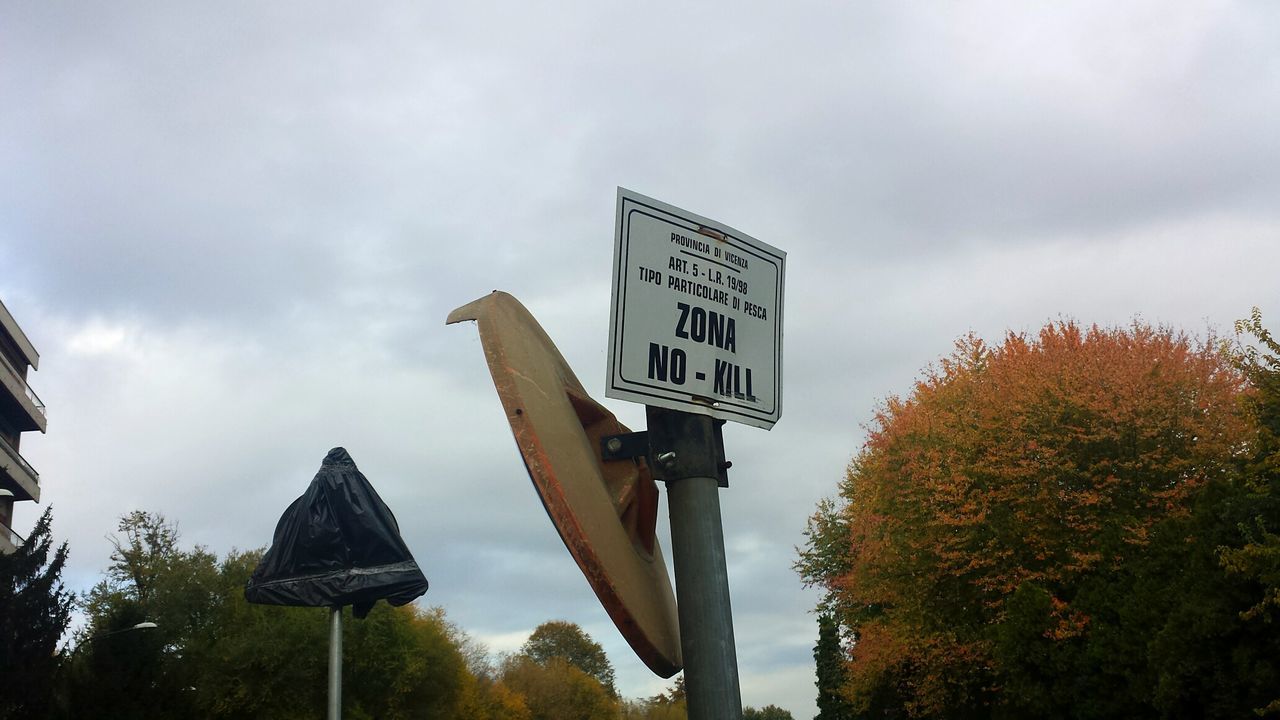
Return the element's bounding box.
[449,291,681,676]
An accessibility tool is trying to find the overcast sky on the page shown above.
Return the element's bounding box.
[4,2,1280,716]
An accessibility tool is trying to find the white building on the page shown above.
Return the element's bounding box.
[0,298,45,553]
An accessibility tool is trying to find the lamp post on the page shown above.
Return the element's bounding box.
[64,621,159,654]
[91,622,158,639]
[62,621,160,663]
[57,621,160,717]
[60,621,160,670]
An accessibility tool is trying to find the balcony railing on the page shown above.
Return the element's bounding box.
[0,348,45,419]
[0,520,25,552]
[0,433,38,483]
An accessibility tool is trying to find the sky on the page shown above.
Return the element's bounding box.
[3,2,1280,717]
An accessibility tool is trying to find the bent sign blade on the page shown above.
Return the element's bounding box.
[448,291,682,677]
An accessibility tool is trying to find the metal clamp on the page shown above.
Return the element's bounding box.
[601,431,650,461]
[601,418,730,488]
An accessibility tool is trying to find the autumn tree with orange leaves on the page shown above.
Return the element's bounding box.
[799,319,1280,719]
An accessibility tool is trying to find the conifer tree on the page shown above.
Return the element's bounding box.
[0,506,74,720]
[814,613,855,720]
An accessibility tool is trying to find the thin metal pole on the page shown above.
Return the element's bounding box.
[647,407,742,720]
[328,606,342,720]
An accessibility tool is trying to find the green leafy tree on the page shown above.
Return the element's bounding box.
[67,511,212,719]
[1218,309,1280,716]
[1222,308,1280,625]
[188,558,469,720]
[743,705,795,720]
[500,654,619,720]
[621,699,687,720]
[345,604,470,720]
[0,506,73,720]
[798,320,1280,718]
[178,548,328,719]
[70,511,471,719]
[796,499,852,616]
[520,620,617,697]
[622,676,686,720]
[436,613,533,720]
[459,674,533,720]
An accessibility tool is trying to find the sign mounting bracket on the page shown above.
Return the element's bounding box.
[601,431,649,462]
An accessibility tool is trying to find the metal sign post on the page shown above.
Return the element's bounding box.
[602,188,783,720]
[328,606,342,720]
[646,407,742,719]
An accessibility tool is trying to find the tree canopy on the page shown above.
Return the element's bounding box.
[743,705,795,720]
[622,676,686,720]
[1219,308,1280,716]
[500,655,619,720]
[519,619,617,697]
[798,319,1280,718]
[65,511,471,719]
[502,620,621,719]
[57,511,700,719]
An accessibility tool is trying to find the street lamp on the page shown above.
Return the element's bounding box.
[107,622,158,635]
[68,621,160,653]
[57,621,161,716]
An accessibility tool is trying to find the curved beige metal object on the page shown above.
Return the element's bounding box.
[447,291,682,677]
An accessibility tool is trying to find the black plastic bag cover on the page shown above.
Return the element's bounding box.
[245,447,428,618]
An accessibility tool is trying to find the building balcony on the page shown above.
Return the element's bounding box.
[0,349,45,433]
[0,524,16,555]
[0,433,39,502]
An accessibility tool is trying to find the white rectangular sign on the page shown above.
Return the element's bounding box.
[607,188,785,429]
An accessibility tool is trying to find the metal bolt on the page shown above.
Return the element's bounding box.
[656,451,677,468]
[605,437,623,453]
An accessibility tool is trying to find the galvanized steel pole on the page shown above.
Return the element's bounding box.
[647,407,742,720]
[328,606,342,720]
